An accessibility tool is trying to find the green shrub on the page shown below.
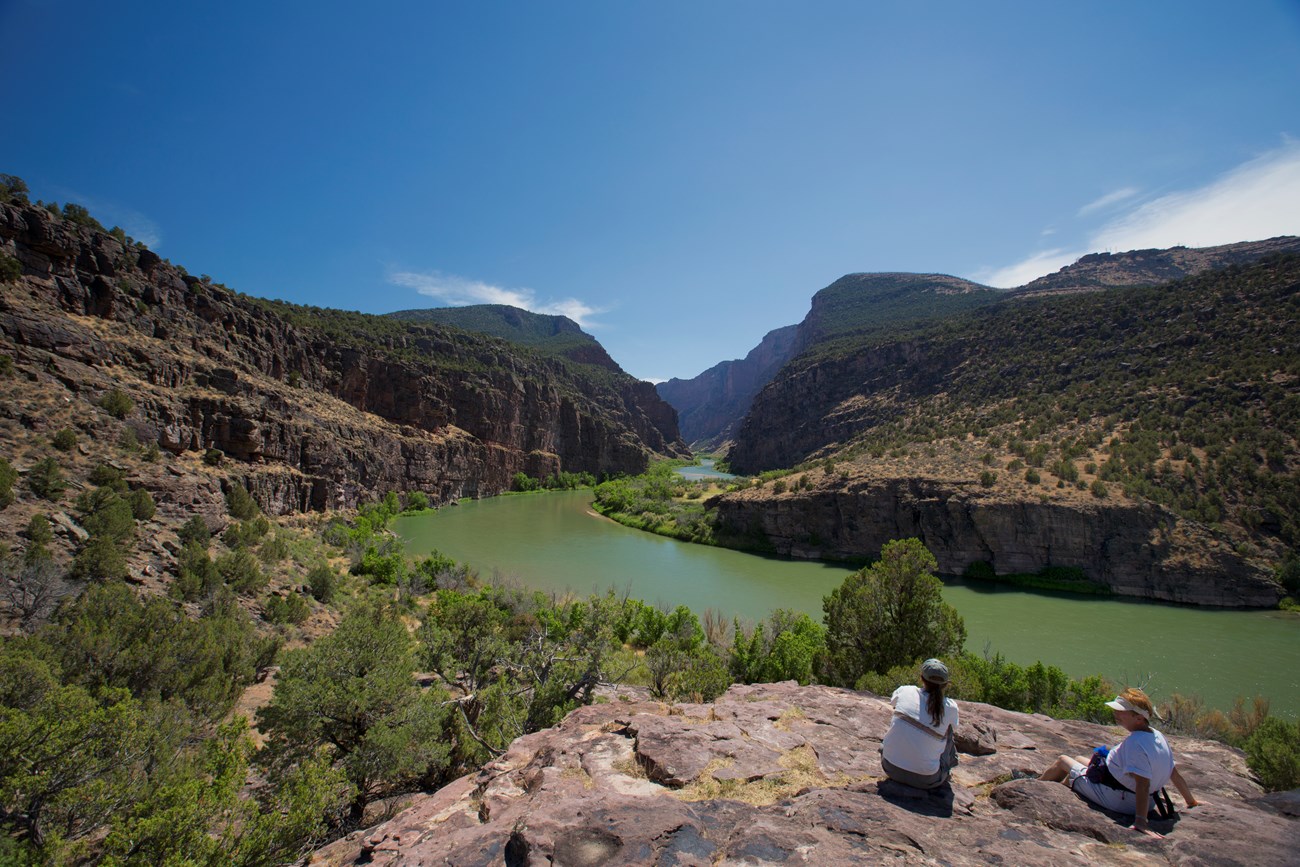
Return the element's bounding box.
[27,457,66,501]
[1278,556,1300,597]
[99,388,134,420]
[1090,479,1108,498]
[306,564,338,603]
[822,538,966,684]
[0,354,12,376]
[353,550,406,585]
[172,541,220,601]
[0,174,28,203]
[264,591,310,625]
[258,535,290,564]
[0,457,16,508]
[70,535,130,581]
[60,202,105,230]
[203,448,224,466]
[979,470,997,487]
[223,516,270,549]
[225,483,259,520]
[128,488,156,521]
[512,472,541,492]
[216,549,266,594]
[77,486,136,543]
[117,427,139,452]
[89,463,127,490]
[320,518,350,548]
[177,515,211,547]
[1024,468,1041,485]
[403,491,429,512]
[0,254,21,283]
[24,513,53,547]
[1243,716,1300,792]
[51,428,78,451]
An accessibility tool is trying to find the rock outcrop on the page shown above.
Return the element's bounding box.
[710,480,1282,607]
[1015,236,1300,297]
[385,304,626,374]
[311,681,1298,866]
[0,203,687,512]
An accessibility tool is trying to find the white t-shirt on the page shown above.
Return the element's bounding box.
[1106,727,1175,792]
[881,685,959,775]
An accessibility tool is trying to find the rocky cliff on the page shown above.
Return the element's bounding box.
[0,203,687,513]
[1015,236,1300,297]
[715,252,1299,605]
[710,478,1282,607]
[658,273,1002,451]
[656,325,798,449]
[311,681,1299,866]
[386,304,626,374]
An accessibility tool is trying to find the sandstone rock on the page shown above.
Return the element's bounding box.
[310,683,1297,866]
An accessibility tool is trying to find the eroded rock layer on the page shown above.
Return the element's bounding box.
[0,203,687,512]
[711,480,1281,607]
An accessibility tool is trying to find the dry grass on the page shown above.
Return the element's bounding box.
[773,707,807,731]
[611,756,648,780]
[560,765,595,790]
[674,745,851,806]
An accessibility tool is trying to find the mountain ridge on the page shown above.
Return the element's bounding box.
[659,238,1300,452]
[385,304,625,374]
[0,201,687,518]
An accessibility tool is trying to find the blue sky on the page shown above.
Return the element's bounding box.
[3,1,1298,383]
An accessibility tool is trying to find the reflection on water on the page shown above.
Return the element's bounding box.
[394,490,1300,716]
[674,458,737,481]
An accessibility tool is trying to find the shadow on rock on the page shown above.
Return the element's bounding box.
[875,778,955,818]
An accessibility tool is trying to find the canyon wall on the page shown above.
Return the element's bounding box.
[711,481,1282,607]
[656,324,798,447]
[0,202,687,513]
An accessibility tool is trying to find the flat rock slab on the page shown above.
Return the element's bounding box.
[311,682,1300,866]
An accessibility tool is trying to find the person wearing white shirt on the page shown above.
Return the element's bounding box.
[1038,687,1202,837]
[880,658,960,789]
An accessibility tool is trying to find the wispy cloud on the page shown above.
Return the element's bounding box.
[976,249,1081,289]
[389,269,604,328]
[1077,186,1139,217]
[49,188,162,248]
[1090,143,1300,251]
[976,142,1300,288]
[106,207,161,249]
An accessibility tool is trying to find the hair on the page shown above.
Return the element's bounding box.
[1119,686,1155,719]
[922,677,947,726]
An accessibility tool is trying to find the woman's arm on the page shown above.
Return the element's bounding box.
[1131,775,1162,837]
[1170,766,1200,807]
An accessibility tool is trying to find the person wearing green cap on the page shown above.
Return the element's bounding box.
[880,658,959,789]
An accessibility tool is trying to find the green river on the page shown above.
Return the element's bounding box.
[393,489,1300,717]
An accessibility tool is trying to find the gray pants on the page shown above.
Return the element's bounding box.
[881,754,950,790]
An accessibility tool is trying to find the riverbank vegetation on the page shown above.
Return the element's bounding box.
[2,472,1297,863]
[592,461,745,544]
